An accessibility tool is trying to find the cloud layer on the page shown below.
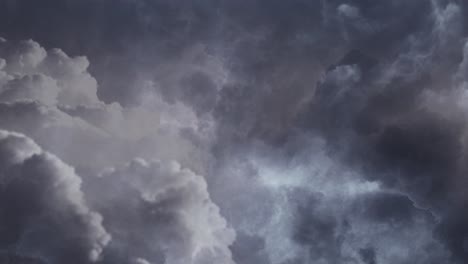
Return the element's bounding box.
[1,1,468,264]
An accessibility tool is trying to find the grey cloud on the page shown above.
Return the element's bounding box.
[1,1,468,264]
[0,38,99,106]
[338,4,360,19]
[210,138,450,264]
[131,258,151,264]
[0,0,432,144]
[0,38,210,172]
[0,74,60,105]
[0,130,110,264]
[359,248,376,264]
[291,1,468,262]
[230,232,270,264]
[85,159,235,264]
[0,35,231,264]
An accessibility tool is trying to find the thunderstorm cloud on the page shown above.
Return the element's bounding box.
[1,1,468,264]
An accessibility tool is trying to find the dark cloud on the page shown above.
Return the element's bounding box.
[291,1,468,262]
[359,247,377,264]
[354,192,420,225]
[230,232,270,264]
[0,130,110,264]
[1,0,468,264]
[435,205,468,263]
[291,193,342,263]
[0,253,48,264]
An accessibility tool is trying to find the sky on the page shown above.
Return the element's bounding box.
[0,0,467,263]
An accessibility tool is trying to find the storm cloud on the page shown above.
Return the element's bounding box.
[0,130,110,264]
[1,0,468,264]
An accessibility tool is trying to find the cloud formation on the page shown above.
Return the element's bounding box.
[0,130,110,264]
[0,37,232,264]
[88,159,235,264]
[2,0,468,264]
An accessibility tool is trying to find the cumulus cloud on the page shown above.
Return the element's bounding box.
[0,36,235,264]
[0,37,231,264]
[0,38,211,173]
[86,158,235,264]
[0,130,110,263]
[0,38,99,106]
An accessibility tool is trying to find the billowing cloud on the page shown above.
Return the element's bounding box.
[0,38,211,173]
[0,37,99,106]
[2,0,468,264]
[0,128,234,264]
[87,159,235,264]
[0,130,110,264]
[0,37,232,264]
